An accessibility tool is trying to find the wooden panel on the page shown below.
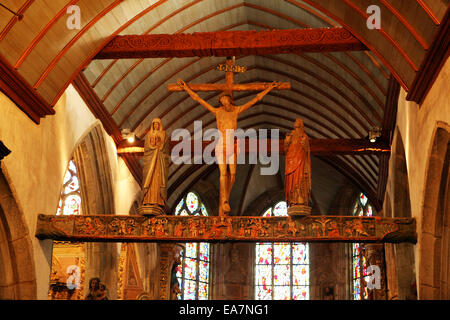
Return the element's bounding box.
[418,0,449,23]
[302,0,418,90]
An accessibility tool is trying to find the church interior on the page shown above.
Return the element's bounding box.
[0,0,449,301]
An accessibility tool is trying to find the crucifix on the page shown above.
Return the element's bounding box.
[168,57,291,216]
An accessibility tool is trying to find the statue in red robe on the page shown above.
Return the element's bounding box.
[285,118,311,211]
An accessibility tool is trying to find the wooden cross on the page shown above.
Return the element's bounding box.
[168,57,291,97]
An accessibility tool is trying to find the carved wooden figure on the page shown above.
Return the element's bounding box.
[139,118,170,215]
[174,57,288,216]
[285,118,312,216]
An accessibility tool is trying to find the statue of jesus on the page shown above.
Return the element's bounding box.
[177,79,280,215]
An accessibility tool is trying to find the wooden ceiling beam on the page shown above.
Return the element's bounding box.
[94,27,367,60]
[117,138,389,157]
[406,7,449,104]
[0,54,54,124]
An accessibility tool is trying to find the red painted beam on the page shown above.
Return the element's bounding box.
[94,27,367,59]
[0,54,54,124]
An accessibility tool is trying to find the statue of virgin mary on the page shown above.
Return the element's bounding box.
[141,118,169,215]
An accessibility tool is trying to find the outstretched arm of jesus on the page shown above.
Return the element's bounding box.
[177,79,216,114]
[237,81,280,114]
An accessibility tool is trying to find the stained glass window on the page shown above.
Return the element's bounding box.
[351,193,373,300]
[56,159,81,215]
[50,159,84,300]
[175,192,210,300]
[255,201,309,300]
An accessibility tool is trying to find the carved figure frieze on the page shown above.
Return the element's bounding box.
[36,214,417,244]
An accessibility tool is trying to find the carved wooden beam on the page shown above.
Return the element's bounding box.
[35,214,416,244]
[117,138,390,156]
[0,54,54,124]
[95,28,367,59]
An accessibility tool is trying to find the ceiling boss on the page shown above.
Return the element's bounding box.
[169,57,291,216]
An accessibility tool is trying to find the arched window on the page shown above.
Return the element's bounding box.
[351,193,373,300]
[255,201,310,300]
[175,192,210,300]
[56,159,81,215]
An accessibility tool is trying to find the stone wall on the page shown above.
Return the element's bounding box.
[383,58,450,299]
[0,85,141,299]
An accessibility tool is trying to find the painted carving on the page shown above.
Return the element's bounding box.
[75,216,106,236]
[158,244,182,300]
[36,214,417,244]
[85,277,108,300]
[108,217,137,236]
[170,252,182,300]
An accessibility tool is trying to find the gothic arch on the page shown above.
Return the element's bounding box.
[419,122,450,299]
[242,187,284,217]
[73,123,114,216]
[328,182,360,216]
[387,128,416,299]
[0,166,36,299]
[60,123,118,299]
[391,129,412,218]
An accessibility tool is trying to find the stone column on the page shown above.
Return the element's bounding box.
[309,243,349,300]
[211,243,253,299]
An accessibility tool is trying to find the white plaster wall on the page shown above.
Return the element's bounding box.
[0,84,140,299]
[386,58,450,291]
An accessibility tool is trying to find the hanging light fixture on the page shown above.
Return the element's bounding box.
[121,129,135,143]
[368,127,381,143]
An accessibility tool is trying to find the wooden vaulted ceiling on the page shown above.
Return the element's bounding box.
[0,0,448,212]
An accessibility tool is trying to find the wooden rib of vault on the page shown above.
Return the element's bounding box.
[36,214,416,244]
